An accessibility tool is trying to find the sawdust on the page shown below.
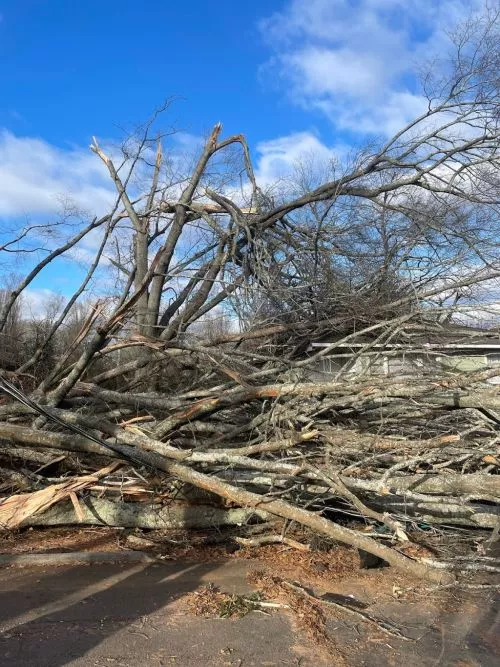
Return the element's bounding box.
[234,542,361,584]
[0,526,121,553]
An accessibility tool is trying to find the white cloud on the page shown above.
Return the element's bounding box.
[172,132,204,153]
[22,287,66,319]
[284,46,389,99]
[260,0,482,136]
[61,226,116,268]
[257,132,328,180]
[0,130,116,218]
[254,131,345,186]
[316,91,427,138]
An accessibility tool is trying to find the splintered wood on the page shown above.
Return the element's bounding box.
[0,463,120,529]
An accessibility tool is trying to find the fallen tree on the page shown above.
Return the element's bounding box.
[1,10,500,584]
[1,366,499,582]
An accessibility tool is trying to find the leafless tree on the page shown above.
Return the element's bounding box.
[1,7,500,584]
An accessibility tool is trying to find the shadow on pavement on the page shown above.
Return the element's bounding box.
[441,590,500,665]
[0,559,221,667]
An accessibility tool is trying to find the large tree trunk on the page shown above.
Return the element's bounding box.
[24,498,269,530]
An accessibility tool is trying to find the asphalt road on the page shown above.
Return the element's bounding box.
[0,559,319,666]
[0,557,498,666]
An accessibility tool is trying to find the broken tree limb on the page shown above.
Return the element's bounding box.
[158,460,455,583]
[346,473,500,500]
[0,463,121,529]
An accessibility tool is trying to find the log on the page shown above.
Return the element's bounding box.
[0,422,119,457]
[0,445,67,466]
[346,474,500,501]
[23,498,270,529]
[215,472,500,528]
[370,498,500,529]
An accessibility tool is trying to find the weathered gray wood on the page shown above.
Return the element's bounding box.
[24,497,270,529]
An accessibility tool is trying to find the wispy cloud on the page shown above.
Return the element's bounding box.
[255,131,341,185]
[260,0,482,136]
[0,130,115,218]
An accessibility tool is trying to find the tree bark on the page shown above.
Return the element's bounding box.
[23,498,270,529]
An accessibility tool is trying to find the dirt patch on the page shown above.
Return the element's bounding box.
[0,526,237,558]
[234,541,360,584]
[0,526,462,613]
[0,526,121,553]
[184,571,350,665]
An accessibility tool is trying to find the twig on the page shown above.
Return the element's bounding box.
[283,580,414,641]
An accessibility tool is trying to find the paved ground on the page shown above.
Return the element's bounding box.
[0,559,319,666]
[0,558,498,666]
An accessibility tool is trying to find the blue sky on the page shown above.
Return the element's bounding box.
[0,1,308,148]
[0,0,482,310]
